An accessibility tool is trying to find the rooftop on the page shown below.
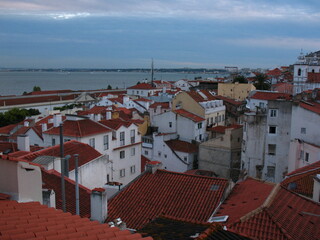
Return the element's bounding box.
[174,109,205,122]
[250,91,292,101]
[0,199,151,240]
[165,139,198,153]
[107,169,229,230]
[20,140,102,171]
[127,83,157,90]
[44,119,111,137]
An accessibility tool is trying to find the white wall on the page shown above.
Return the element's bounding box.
[152,111,177,133]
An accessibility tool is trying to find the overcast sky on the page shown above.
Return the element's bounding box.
[0,0,320,69]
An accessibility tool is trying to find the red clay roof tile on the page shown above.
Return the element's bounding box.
[107,169,228,229]
[251,92,292,101]
[174,109,205,122]
[44,119,111,137]
[0,200,151,240]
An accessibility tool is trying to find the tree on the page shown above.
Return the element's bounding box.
[233,75,248,83]
[107,85,112,90]
[0,108,40,127]
[137,81,141,85]
[33,86,41,92]
[253,73,271,90]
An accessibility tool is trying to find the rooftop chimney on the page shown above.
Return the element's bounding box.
[90,188,108,223]
[106,111,112,120]
[53,114,62,127]
[24,121,29,127]
[41,123,47,132]
[146,161,163,174]
[313,174,320,202]
[17,134,30,152]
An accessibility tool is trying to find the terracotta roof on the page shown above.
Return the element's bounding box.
[229,186,320,240]
[0,142,43,154]
[25,89,74,95]
[149,102,170,109]
[197,224,251,240]
[42,169,92,218]
[99,119,132,130]
[0,94,77,107]
[281,161,320,198]
[215,95,244,106]
[266,68,282,77]
[0,200,151,240]
[186,90,217,102]
[165,139,198,153]
[20,140,102,171]
[215,177,274,224]
[44,119,111,137]
[128,83,157,90]
[77,106,108,116]
[133,97,152,102]
[299,101,320,115]
[0,123,19,135]
[107,169,229,229]
[209,124,242,134]
[307,72,320,83]
[250,92,292,101]
[174,109,205,122]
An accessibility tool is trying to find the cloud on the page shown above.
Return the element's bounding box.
[0,0,319,21]
[226,37,320,50]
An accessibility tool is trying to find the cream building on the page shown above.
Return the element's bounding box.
[218,82,256,101]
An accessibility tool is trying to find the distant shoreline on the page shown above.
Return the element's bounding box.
[0,68,227,74]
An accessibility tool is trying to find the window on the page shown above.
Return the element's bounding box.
[120,169,125,178]
[158,151,161,157]
[215,116,218,123]
[269,109,277,117]
[301,128,306,134]
[300,150,304,160]
[169,122,172,128]
[305,152,309,162]
[218,115,221,122]
[269,126,277,134]
[298,68,301,76]
[89,138,95,148]
[144,150,148,155]
[130,129,135,144]
[268,144,276,155]
[267,166,275,178]
[120,150,125,159]
[103,135,109,150]
[198,122,202,129]
[259,102,265,108]
[210,117,213,124]
[52,138,56,146]
[164,154,167,158]
[184,156,187,161]
[120,131,125,146]
[131,147,135,156]
[130,165,136,174]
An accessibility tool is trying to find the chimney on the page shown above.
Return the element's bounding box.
[95,114,101,122]
[89,114,94,120]
[53,114,62,127]
[146,161,163,174]
[41,123,47,132]
[106,111,112,120]
[90,188,108,223]
[24,121,30,127]
[313,174,320,202]
[17,134,30,152]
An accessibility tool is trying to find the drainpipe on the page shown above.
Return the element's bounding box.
[74,154,80,215]
[60,123,66,212]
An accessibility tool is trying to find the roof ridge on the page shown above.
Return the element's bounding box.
[157,169,228,181]
[262,183,281,208]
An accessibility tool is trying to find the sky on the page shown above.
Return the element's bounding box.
[0,0,320,69]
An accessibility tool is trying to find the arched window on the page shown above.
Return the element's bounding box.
[298,68,301,76]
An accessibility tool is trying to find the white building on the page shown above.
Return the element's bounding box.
[127,83,160,97]
[142,132,198,172]
[288,94,320,172]
[293,50,320,95]
[242,91,292,183]
[152,109,206,143]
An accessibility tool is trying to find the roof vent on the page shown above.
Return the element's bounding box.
[210,184,220,191]
[208,215,229,223]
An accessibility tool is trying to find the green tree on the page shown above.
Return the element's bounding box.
[33,86,41,92]
[107,85,112,90]
[253,73,271,90]
[0,108,40,127]
[233,75,248,83]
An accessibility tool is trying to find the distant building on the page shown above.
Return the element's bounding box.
[293,50,320,95]
[217,82,256,101]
